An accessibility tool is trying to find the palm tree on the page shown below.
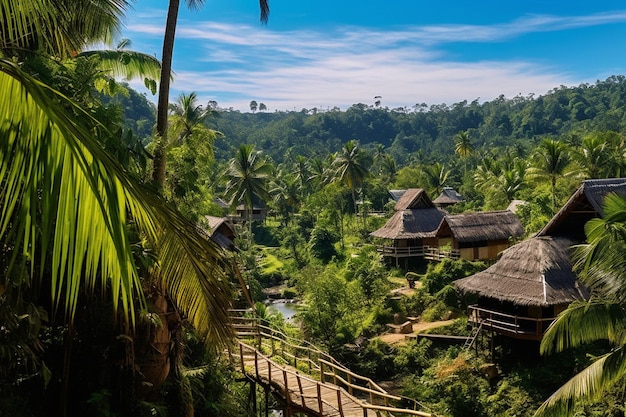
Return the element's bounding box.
[224,144,273,235]
[331,140,371,221]
[1,1,233,412]
[527,139,576,214]
[454,130,473,158]
[270,170,301,226]
[153,0,270,186]
[537,193,626,416]
[169,92,217,142]
[422,162,450,196]
[576,133,613,179]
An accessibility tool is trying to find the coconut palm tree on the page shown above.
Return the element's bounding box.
[153,0,270,186]
[527,139,576,214]
[331,140,371,221]
[537,193,626,416]
[224,144,273,236]
[454,130,473,158]
[422,162,450,196]
[575,133,614,179]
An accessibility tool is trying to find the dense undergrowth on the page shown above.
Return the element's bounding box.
[241,217,621,417]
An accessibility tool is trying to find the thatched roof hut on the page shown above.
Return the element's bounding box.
[437,210,523,243]
[454,236,588,307]
[433,187,465,206]
[370,189,446,239]
[370,207,446,239]
[539,178,626,241]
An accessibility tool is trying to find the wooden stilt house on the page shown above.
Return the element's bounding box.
[454,178,626,342]
[370,189,446,266]
[454,236,588,340]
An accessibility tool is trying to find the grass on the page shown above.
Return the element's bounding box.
[258,246,284,274]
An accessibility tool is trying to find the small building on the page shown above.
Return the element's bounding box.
[435,210,524,261]
[370,189,446,267]
[204,215,237,251]
[235,203,268,223]
[454,236,588,341]
[433,187,465,207]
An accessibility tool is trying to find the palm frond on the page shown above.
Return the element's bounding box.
[541,300,626,355]
[1,0,130,57]
[535,347,626,417]
[0,59,232,344]
[78,49,161,81]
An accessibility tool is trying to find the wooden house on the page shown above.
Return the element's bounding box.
[235,203,267,222]
[370,189,446,266]
[454,236,588,340]
[435,210,524,261]
[453,178,626,343]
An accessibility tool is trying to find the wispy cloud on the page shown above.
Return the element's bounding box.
[123,11,626,110]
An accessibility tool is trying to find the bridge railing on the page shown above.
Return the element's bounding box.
[235,341,432,417]
[319,358,432,414]
[229,309,434,416]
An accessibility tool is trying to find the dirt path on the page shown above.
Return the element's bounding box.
[377,319,456,345]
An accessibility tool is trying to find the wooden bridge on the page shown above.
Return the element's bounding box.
[228,311,434,417]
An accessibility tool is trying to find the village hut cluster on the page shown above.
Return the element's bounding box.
[370,188,524,266]
[373,179,626,346]
[453,178,626,343]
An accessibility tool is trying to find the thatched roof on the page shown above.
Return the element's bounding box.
[394,188,434,210]
[454,236,589,307]
[539,178,626,240]
[203,215,236,250]
[389,189,406,202]
[205,215,234,234]
[433,187,465,205]
[370,207,446,239]
[438,210,523,242]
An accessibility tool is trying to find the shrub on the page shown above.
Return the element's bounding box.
[422,258,486,293]
[282,288,298,299]
[421,300,449,322]
[308,227,339,262]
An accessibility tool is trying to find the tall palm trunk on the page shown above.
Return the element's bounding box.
[152,0,180,187]
[142,0,182,392]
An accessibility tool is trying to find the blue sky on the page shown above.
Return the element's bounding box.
[121,0,626,112]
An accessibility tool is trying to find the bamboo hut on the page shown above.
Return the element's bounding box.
[370,189,446,266]
[436,210,523,261]
[454,236,589,340]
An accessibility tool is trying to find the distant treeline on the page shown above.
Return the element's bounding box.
[208,75,626,164]
[120,75,626,165]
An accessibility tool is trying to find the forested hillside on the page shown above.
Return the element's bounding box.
[207,76,626,164]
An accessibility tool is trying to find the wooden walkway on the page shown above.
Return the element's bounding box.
[229,314,434,417]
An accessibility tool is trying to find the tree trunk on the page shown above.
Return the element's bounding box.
[152,0,180,187]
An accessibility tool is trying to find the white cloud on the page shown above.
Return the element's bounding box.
[123,11,626,111]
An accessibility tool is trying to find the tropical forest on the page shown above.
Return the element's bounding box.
[4,2,626,417]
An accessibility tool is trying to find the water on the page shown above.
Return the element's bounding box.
[267,301,298,320]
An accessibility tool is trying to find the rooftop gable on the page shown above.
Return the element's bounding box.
[394,188,434,211]
[539,178,626,240]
